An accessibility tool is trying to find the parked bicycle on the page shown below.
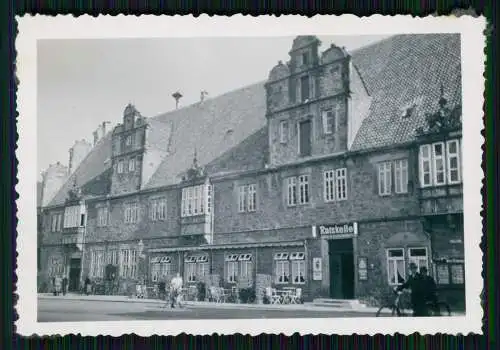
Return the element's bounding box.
[376,290,451,317]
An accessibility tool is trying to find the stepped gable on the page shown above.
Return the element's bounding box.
[350,33,462,151]
[144,81,267,188]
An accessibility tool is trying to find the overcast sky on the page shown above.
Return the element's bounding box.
[37,35,390,177]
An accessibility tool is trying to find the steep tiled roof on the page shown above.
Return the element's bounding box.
[48,132,113,206]
[144,82,267,188]
[45,34,461,205]
[350,34,462,150]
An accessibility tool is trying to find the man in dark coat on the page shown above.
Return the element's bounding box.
[396,262,428,316]
[420,266,438,308]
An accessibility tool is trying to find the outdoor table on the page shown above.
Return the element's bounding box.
[275,289,293,304]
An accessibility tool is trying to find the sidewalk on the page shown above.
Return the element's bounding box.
[38,293,377,313]
[38,293,465,316]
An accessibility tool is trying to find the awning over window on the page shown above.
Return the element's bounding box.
[151,256,171,264]
[225,254,239,262]
[238,254,252,261]
[196,255,209,263]
[274,252,289,260]
[185,256,197,263]
[289,252,305,260]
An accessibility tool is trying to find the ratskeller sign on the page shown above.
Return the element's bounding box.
[318,222,358,236]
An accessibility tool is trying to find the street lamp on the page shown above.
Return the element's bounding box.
[136,239,147,298]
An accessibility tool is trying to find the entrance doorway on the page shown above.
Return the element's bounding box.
[328,239,355,299]
[68,258,81,292]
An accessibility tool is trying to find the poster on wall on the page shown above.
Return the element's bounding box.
[313,257,322,280]
[358,257,368,280]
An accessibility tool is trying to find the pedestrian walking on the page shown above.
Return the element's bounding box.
[62,275,68,296]
[420,266,438,306]
[395,262,428,316]
[54,275,62,296]
[84,276,92,295]
[169,273,183,308]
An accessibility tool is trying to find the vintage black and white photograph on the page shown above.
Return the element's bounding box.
[16,15,485,336]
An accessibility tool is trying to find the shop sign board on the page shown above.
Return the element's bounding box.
[313,257,322,280]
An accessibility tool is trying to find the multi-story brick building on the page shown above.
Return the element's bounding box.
[39,34,464,309]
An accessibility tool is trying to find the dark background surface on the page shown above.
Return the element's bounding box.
[2,0,496,349]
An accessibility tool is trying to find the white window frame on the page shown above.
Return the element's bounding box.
[124,203,139,224]
[386,248,406,286]
[394,159,409,194]
[335,168,347,200]
[186,263,197,283]
[408,247,429,273]
[446,139,461,184]
[290,253,306,285]
[324,170,335,202]
[150,198,166,221]
[238,185,247,213]
[432,142,446,186]
[298,175,309,205]
[226,261,238,283]
[378,161,392,196]
[90,250,105,278]
[51,213,62,232]
[107,249,119,266]
[181,184,209,217]
[120,249,130,278]
[419,144,432,187]
[239,254,253,280]
[286,177,297,206]
[117,160,124,174]
[151,263,161,282]
[279,120,289,144]
[275,260,290,284]
[247,184,257,212]
[97,206,109,227]
[128,158,135,172]
[63,205,80,228]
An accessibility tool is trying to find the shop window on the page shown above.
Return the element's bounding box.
[435,262,465,286]
[386,248,406,285]
[185,262,197,283]
[239,254,253,280]
[119,248,137,278]
[196,256,209,279]
[408,247,428,272]
[151,263,161,282]
[274,252,290,284]
[225,254,239,283]
[150,256,172,282]
[290,252,306,284]
[436,264,450,285]
[90,250,105,278]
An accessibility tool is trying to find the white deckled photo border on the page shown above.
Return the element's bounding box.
[15,14,486,336]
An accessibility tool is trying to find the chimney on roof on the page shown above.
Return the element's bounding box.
[172,91,183,109]
[93,121,111,146]
[69,139,92,174]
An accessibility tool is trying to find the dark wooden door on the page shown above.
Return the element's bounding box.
[299,120,312,156]
[341,252,355,299]
[329,253,342,298]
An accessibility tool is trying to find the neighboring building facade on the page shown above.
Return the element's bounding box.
[39,34,464,309]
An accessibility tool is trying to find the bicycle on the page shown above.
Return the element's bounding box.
[376,290,452,317]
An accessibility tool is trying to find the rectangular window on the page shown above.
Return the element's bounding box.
[408,247,428,272]
[300,75,310,102]
[298,175,309,204]
[280,120,289,144]
[450,264,465,284]
[90,250,105,278]
[107,249,119,266]
[394,159,409,194]
[120,249,130,278]
[97,206,109,227]
[126,135,133,146]
[298,120,312,156]
[290,252,306,284]
[124,203,139,224]
[117,160,124,174]
[436,264,450,285]
[335,168,347,200]
[151,263,161,282]
[63,205,80,228]
[322,108,337,135]
[447,140,461,184]
[275,260,290,284]
[419,144,432,187]
[378,162,392,196]
[238,184,257,213]
[128,158,135,172]
[324,170,335,202]
[51,213,62,232]
[386,248,405,285]
[197,262,208,279]
[149,198,166,221]
[186,263,197,283]
[181,184,211,217]
[226,261,238,283]
[432,142,446,185]
[301,52,309,65]
[286,177,297,206]
[240,260,253,280]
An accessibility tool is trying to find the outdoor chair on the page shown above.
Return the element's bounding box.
[289,288,302,304]
[265,287,281,304]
